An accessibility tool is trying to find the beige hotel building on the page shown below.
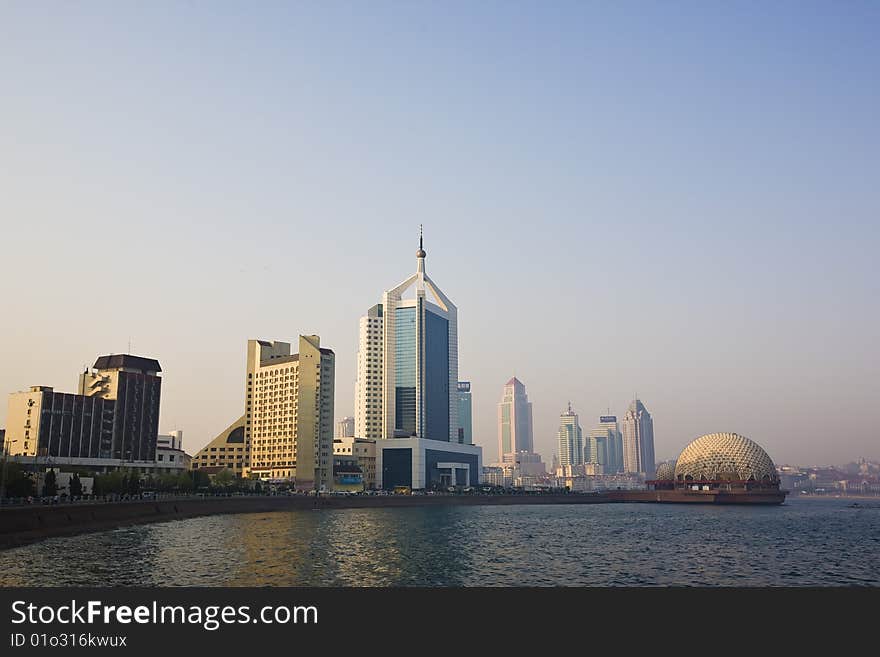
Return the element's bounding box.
[245,335,335,490]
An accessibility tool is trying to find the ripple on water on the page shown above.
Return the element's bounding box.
[0,499,877,586]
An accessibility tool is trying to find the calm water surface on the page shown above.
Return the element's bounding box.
[1,498,878,586]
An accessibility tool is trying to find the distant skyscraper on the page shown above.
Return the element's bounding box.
[497,377,534,460]
[354,303,384,440]
[588,415,623,474]
[622,399,655,478]
[557,402,584,467]
[335,416,355,439]
[456,381,472,444]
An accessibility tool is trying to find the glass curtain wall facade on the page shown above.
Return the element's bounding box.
[394,307,417,434]
[424,309,450,442]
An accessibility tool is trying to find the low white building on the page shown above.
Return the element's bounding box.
[333,436,355,456]
[376,437,482,490]
[156,430,189,473]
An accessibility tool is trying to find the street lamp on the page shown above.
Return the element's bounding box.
[0,437,20,504]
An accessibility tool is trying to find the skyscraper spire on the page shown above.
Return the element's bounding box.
[416,224,426,273]
[416,224,426,259]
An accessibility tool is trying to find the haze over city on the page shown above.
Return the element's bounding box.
[1,2,878,466]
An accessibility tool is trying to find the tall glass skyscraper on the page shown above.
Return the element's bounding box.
[364,231,482,491]
[622,399,656,478]
[587,415,623,474]
[497,377,534,460]
[558,402,584,467]
[380,231,458,442]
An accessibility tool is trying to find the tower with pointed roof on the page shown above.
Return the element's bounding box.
[356,229,463,444]
[361,231,483,490]
[622,398,656,478]
[497,377,534,461]
[380,228,459,442]
[558,403,584,468]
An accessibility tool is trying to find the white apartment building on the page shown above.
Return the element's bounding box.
[354,304,384,440]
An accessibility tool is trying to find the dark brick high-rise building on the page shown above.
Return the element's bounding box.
[79,355,162,461]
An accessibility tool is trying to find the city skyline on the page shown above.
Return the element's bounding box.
[2,230,876,468]
[1,3,878,466]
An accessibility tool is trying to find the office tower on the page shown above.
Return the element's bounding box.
[382,230,457,442]
[588,415,623,474]
[456,381,472,444]
[621,399,656,478]
[354,303,384,440]
[557,402,584,467]
[371,230,482,489]
[246,335,335,490]
[586,428,607,468]
[335,417,355,439]
[79,355,162,462]
[7,354,161,462]
[497,377,534,461]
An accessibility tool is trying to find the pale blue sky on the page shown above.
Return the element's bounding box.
[1,1,878,465]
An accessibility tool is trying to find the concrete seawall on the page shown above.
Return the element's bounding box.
[0,494,608,550]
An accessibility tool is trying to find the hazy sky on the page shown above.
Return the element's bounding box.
[1,1,878,466]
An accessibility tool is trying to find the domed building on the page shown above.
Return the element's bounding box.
[637,432,786,504]
[654,461,676,481]
[674,433,779,485]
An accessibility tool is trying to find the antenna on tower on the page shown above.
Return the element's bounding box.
[419,224,423,250]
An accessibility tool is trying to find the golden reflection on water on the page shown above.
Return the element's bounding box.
[231,509,425,586]
[2,500,877,587]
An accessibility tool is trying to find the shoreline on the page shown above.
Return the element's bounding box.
[2,487,831,551]
[0,493,609,550]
